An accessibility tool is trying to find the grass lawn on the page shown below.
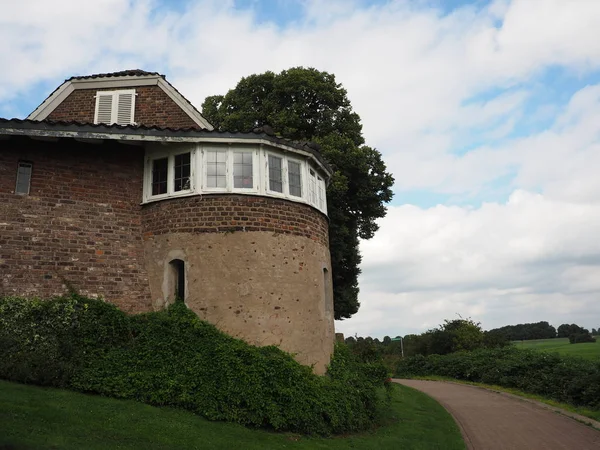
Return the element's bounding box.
[513,337,600,360]
[0,380,464,450]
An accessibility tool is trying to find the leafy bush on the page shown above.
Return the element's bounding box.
[0,296,130,386]
[569,333,596,344]
[396,347,600,409]
[0,296,388,435]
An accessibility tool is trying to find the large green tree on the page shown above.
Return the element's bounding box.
[202,67,394,319]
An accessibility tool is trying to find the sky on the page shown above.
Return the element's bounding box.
[2,0,600,337]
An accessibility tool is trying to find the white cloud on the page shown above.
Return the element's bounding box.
[2,0,600,336]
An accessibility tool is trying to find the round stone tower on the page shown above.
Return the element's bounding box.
[140,137,335,374]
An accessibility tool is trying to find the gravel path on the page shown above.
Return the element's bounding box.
[395,379,600,450]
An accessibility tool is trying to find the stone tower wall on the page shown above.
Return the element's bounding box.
[142,195,335,374]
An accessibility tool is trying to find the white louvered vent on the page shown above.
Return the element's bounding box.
[94,89,136,125]
[95,94,114,124]
[116,91,135,125]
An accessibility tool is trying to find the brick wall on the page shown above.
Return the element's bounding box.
[142,195,330,248]
[0,137,152,312]
[47,85,201,129]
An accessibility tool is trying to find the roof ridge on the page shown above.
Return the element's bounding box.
[67,69,165,81]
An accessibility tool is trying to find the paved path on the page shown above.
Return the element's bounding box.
[395,379,600,450]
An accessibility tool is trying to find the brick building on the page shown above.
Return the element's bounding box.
[0,70,335,373]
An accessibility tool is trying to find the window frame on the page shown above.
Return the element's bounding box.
[287,157,303,198]
[266,152,285,196]
[146,147,195,202]
[231,148,258,193]
[143,144,328,215]
[203,147,228,192]
[15,161,33,195]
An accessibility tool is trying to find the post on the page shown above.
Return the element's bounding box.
[391,336,404,358]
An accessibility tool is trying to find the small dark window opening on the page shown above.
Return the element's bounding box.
[16,161,33,195]
[323,267,333,314]
[170,259,185,302]
[152,158,168,195]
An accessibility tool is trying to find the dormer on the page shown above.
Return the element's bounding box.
[27,70,213,130]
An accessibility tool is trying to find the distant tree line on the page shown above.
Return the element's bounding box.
[486,321,556,341]
[346,320,598,361]
[345,318,508,361]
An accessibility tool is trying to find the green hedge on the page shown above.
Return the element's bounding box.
[0,296,389,435]
[396,347,600,409]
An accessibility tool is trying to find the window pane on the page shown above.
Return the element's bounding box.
[206,150,227,188]
[152,158,168,195]
[16,162,32,195]
[318,176,326,210]
[233,151,253,189]
[268,155,283,193]
[174,152,191,192]
[288,161,302,197]
[309,169,317,205]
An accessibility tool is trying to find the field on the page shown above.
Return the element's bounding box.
[514,337,600,359]
[0,380,464,450]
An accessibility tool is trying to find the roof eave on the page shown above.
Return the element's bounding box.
[0,122,332,178]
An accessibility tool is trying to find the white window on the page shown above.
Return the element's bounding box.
[288,160,302,197]
[268,154,283,193]
[317,176,326,211]
[149,151,193,198]
[94,89,136,125]
[233,151,254,190]
[174,153,191,192]
[143,145,327,215]
[205,149,227,189]
[151,157,168,196]
[309,168,317,206]
[15,161,32,195]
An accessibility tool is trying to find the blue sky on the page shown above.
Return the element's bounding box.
[3,0,600,337]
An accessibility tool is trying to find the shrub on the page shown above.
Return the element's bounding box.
[0,296,388,435]
[0,295,130,386]
[569,333,596,344]
[396,347,600,410]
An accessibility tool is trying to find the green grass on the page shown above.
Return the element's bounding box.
[0,380,464,450]
[412,375,600,423]
[513,337,600,359]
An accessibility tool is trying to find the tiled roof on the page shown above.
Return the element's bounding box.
[66,69,165,81]
[0,118,331,175]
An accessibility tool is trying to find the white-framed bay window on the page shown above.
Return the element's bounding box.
[143,143,328,215]
[146,148,194,201]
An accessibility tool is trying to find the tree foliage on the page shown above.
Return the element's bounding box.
[202,67,394,319]
[344,318,507,360]
[557,323,589,338]
[487,321,557,341]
